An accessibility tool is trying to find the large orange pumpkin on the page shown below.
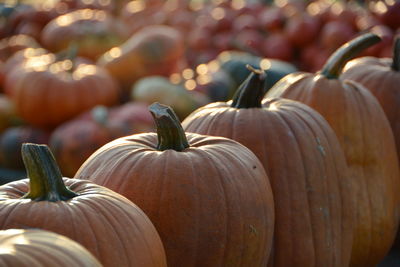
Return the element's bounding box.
[0,143,167,267]
[4,48,120,128]
[75,103,275,267]
[0,229,102,267]
[182,67,355,267]
[342,36,400,164]
[265,33,400,267]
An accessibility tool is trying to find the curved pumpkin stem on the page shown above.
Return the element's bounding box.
[149,103,189,151]
[231,65,266,109]
[392,36,400,71]
[22,143,78,202]
[320,33,381,79]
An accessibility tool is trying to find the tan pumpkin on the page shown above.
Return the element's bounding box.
[0,229,102,267]
[75,103,275,267]
[98,25,185,89]
[182,67,355,267]
[0,143,167,267]
[265,33,400,267]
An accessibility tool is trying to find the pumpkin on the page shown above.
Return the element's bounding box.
[265,33,400,267]
[50,103,154,177]
[41,9,128,60]
[182,67,355,267]
[0,126,50,170]
[342,36,400,164]
[0,34,40,62]
[4,48,120,128]
[214,51,298,96]
[0,143,167,267]
[97,25,185,89]
[75,103,275,267]
[0,229,102,267]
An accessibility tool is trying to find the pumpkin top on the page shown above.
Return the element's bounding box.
[230,65,266,109]
[22,143,78,202]
[149,102,189,152]
[319,33,381,79]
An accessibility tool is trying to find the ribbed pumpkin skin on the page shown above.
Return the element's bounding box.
[0,229,102,267]
[266,74,400,266]
[182,98,354,267]
[75,133,274,267]
[342,57,400,165]
[4,56,119,128]
[0,178,167,267]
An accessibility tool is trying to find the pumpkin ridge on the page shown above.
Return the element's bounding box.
[290,106,341,265]
[206,145,269,265]
[65,198,101,259]
[276,110,317,264]
[354,86,373,263]
[89,194,148,264]
[211,148,244,265]
[183,151,201,266]
[297,104,354,265]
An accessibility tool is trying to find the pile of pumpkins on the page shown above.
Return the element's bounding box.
[0,31,399,267]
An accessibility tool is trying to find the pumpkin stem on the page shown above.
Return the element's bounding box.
[231,65,266,108]
[392,36,400,71]
[149,103,189,152]
[21,143,78,202]
[320,33,381,79]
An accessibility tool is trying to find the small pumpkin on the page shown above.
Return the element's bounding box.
[98,25,185,89]
[4,47,120,128]
[0,143,167,267]
[182,67,355,267]
[75,103,275,267]
[0,229,102,267]
[265,33,400,267]
[50,103,154,177]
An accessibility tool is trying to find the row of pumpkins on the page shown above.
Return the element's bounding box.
[0,32,400,267]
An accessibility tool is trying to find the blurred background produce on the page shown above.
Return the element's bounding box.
[0,0,398,185]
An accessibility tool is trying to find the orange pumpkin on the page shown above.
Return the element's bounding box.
[75,103,275,267]
[4,48,120,128]
[265,33,400,267]
[41,9,128,60]
[182,67,355,267]
[0,143,167,267]
[342,36,400,165]
[0,229,102,267]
